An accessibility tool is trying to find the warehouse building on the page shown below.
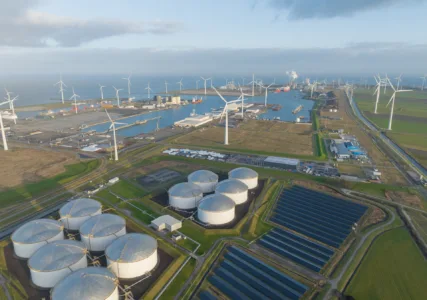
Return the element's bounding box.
[151,215,182,232]
[263,156,300,170]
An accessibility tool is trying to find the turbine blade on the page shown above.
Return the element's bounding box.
[105,109,113,122]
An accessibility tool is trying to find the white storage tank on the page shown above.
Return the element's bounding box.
[28,240,87,289]
[198,194,235,225]
[11,219,64,259]
[80,214,126,252]
[228,167,258,189]
[59,198,102,231]
[51,267,119,300]
[215,179,249,205]
[106,233,158,279]
[168,182,203,209]
[188,170,219,193]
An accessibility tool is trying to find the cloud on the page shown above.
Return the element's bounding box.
[1,43,426,75]
[0,0,182,47]
[265,0,426,19]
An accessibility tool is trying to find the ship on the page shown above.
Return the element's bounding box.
[292,105,303,114]
[283,86,291,92]
[192,97,202,104]
[272,104,282,111]
[274,86,291,93]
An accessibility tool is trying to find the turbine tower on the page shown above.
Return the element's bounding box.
[69,87,80,114]
[145,82,153,99]
[165,81,169,94]
[99,84,105,100]
[373,75,384,114]
[395,74,402,90]
[105,109,126,161]
[0,100,17,151]
[4,89,18,124]
[122,74,132,95]
[196,80,200,90]
[201,77,211,95]
[113,86,122,107]
[386,78,412,131]
[177,78,184,93]
[239,87,250,118]
[54,74,67,104]
[420,75,427,91]
[258,82,274,106]
[247,74,256,96]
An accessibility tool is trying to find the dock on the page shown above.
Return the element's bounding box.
[101,116,161,133]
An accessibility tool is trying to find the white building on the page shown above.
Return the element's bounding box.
[108,177,120,185]
[174,115,213,128]
[151,215,182,232]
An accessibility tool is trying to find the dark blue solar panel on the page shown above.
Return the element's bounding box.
[199,291,217,300]
[208,275,250,300]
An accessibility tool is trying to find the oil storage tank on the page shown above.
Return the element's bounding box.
[11,219,64,259]
[28,240,87,289]
[106,233,158,279]
[198,194,235,225]
[228,167,258,189]
[215,179,248,205]
[59,198,102,231]
[51,267,119,300]
[168,182,203,209]
[188,170,219,193]
[80,214,126,252]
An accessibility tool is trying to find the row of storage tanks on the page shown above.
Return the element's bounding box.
[168,167,259,225]
[11,198,158,299]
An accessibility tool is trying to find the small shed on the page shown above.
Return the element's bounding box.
[151,215,182,232]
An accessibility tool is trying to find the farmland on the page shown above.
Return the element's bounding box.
[345,227,427,299]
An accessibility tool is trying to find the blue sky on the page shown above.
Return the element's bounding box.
[1,0,427,75]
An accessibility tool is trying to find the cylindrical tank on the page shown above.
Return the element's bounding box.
[106,233,158,279]
[168,182,203,209]
[197,194,235,225]
[228,167,258,189]
[51,267,119,300]
[59,198,102,231]
[188,170,219,193]
[11,219,64,259]
[28,240,87,289]
[215,179,249,205]
[80,214,126,252]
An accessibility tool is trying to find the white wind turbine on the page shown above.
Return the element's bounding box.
[373,75,384,114]
[165,81,169,94]
[113,86,122,107]
[258,82,275,106]
[54,74,67,104]
[196,80,200,90]
[420,75,427,91]
[201,77,211,95]
[247,74,256,96]
[4,89,17,124]
[177,78,184,93]
[69,87,80,114]
[145,82,153,99]
[99,84,105,100]
[0,100,17,151]
[239,87,250,118]
[395,74,403,90]
[105,109,127,161]
[241,77,246,86]
[386,78,412,131]
[122,74,132,95]
[212,86,242,145]
[383,74,389,94]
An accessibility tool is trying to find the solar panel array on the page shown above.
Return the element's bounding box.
[198,290,217,300]
[208,246,308,300]
[259,228,335,272]
[270,186,368,248]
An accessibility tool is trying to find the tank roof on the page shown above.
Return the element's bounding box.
[168,182,203,198]
[59,198,101,218]
[106,233,157,262]
[188,170,219,183]
[215,179,248,194]
[11,219,63,244]
[51,267,117,300]
[229,167,258,179]
[79,214,125,238]
[28,240,86,272]
[198,194,235,212]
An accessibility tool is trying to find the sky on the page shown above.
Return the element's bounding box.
[1,0,427,75]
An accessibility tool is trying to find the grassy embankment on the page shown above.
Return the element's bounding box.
[311,100,327,159]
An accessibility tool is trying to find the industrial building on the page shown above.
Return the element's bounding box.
[174,114,213,128]
[106,233,158,279]
[197,194,235,225]
[168,182,203,209]
[228,167,258,189]
[11,219,64,259]
[51,267,119,300]
[59,198,102,231]
[151,215,182,232]
[80,214,126,252]
[188,170,219,193]
[330,139,367,160]
[28,240,88,289]
[215,179,249,205]
[263,156,300,170]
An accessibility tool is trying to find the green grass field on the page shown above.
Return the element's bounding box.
[346,227,427,299]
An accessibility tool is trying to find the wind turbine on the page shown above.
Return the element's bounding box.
[113,86,122,107]
[201,77,211,95]
[420,75,427,91]
[241,77,246,86]
[122,74,132,95]
[212,86,241,145]
[0,100,17,151]
[383,74,389,94]
[54,74,67,104]
[373,75,384,114]
[247,74,256,96]
[69,87,80,114]
[99,84,105,100]
[239,87,250,118]
[258,82,275,106]
[177,78,183,93]
[386,78,412,131]
[4,89,17,124]
[105,109,127,161]
[395,74,403,90]
[145,82,153,99]
[196,80,200,90]
[165,81,169,94]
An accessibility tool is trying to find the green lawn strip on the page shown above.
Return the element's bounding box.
[0,159,99,208]
[345,227,427,299]
[109,180,148,199]
[160,258,197,299]
[176,238,199,253]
